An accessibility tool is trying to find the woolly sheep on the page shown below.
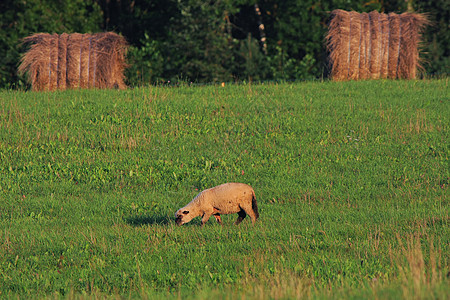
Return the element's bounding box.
[175,183,259,226]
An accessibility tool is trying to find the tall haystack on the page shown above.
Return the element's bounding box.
[19,32,128,91]
[326,10,428,81]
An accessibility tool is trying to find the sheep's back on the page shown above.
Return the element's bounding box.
[206,183,254,214]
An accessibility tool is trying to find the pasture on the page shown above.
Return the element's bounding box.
[0,80,448,298]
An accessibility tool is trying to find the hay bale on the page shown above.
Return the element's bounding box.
[397,13,429,79]
[379,13,390,79]
[57,33,69,90]
[326,10,428,80]
[348,11,362,80]
[327,9,350,81]
[368,11,381,79]
[94,32,128,89]
[359,12,370,80]
[66,33,82,89]
[18,33,49,90]
[80,34,92,88]
[19,32,128,91]
[387,13,401,79]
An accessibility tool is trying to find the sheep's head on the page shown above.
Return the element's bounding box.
[175,209,191,225]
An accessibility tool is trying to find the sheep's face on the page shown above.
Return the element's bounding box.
[175,209,192,225]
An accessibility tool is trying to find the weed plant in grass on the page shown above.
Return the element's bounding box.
[0,80,448,298]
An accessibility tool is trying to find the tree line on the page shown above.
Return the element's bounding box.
[0,0,448,88]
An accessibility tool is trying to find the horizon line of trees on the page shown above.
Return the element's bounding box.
[1,0,448,89]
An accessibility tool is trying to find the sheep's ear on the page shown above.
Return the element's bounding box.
[183,211,189,215]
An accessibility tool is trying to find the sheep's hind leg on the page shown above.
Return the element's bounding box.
[245,209,258,224]
[235,209,247,225]
[214,214,223,225]
[241,202,258,224]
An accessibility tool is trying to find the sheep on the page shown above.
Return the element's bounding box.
[175,183,259,226]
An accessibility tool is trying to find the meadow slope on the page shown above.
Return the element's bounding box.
[0,80,448,298]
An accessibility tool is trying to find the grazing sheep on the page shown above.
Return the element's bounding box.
[175,183,259,226]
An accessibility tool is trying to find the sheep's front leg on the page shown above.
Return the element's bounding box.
[201,213,212,226]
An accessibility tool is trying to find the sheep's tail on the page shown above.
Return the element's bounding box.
[252,190,259,220]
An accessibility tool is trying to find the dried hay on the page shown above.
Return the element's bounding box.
[326,10,428,80]
[19,32,128,91]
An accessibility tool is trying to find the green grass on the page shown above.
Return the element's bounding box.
[0,80,448,298]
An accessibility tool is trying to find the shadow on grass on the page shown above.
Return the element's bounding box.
[125,214,217,227]
[125,215,172,226]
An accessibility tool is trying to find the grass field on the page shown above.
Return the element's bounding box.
[0,79,448,299]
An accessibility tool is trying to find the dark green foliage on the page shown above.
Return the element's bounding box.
[0,0,448,88]
[162,0,237,83]
[125,36,166,85]
[97,0,179,45]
